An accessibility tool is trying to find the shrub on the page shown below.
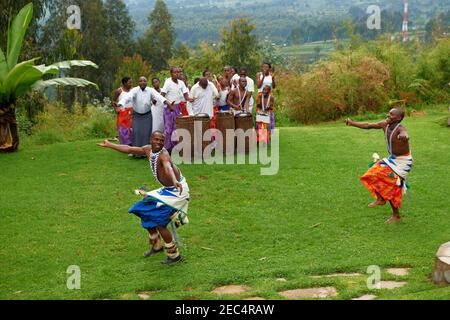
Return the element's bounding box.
[32,103,116,145]
[279,50,390,124]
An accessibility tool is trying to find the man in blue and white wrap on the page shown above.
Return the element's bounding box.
[97,131,189,265]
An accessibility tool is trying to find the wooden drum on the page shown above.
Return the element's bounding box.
[234,112,255,153]
[193,113,211,159]
[216,111,235,155]
[175,116,195,158]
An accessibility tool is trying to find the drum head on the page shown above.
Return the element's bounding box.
[235,112,252,118]
[195,113,210,119]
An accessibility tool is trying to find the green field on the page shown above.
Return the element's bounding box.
[1,109,449,300]
[276,41,337,63]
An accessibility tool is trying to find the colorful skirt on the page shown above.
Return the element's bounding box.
[117,108,133,145]
[164,104,182,152]
[256,110,273,143]
[128,177,190,229]
[360,161,403,208]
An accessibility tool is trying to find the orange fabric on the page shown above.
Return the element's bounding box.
[256,120,270,143]
[360,162,403,208]
[180,102,189,116]
[117,108,132,128]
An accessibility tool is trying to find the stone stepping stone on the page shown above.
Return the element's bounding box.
[385,268,410,276]
[243,297,266,300]
[138,292,152,300]
[310,273,362,278]
[212,285,250,295]
[276,278,287,282]
[279,287,337,299]
[352,294,377,300]
[379,281,407,289]
[433,241,450,286]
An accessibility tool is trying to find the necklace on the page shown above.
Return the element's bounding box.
[262,95,270,112]
[149,148,164,182]
[237,87,248,109]
[385,123,401,155]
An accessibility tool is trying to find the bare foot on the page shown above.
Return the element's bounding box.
[385,215,401,224]
[368,199,386,208]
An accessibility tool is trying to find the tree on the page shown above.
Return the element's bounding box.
[138,0,175,72]
[0,3,98,152]
[113,54,152,92]
[220,17,261,76]
[40,0,121,97]
[0,0,49,50]
[104,0,136,56]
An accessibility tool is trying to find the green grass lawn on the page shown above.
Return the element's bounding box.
[1,109,449,300]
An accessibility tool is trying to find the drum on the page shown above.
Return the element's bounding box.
[175,116,195,158]
[234,112,255,153]
[193,113,211,159]
[216,111,235,155]
[256,112,270,125]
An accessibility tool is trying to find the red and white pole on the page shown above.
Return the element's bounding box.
[402,0,409,42]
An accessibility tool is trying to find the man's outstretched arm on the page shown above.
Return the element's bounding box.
[97,140,147,156]
[346,118,386,130]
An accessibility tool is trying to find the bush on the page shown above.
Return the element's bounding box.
[413,39,450,103]
[279,50,390,124]
[16,111,34,136]
[32,103,116,145]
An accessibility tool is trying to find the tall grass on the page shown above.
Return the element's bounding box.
[31,103,116,145]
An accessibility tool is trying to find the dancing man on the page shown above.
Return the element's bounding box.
[97,131,190,265]
[346,108,413,224]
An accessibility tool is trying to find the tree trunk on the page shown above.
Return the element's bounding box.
[0,103,19,153]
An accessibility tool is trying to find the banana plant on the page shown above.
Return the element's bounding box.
[0,3,99,152]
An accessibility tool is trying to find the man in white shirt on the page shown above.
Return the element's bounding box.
[188,78,220,118]
[151,78,165,133]
[161,67,193,152]
[119,77,173,148]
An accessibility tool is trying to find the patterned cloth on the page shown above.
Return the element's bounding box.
[129,177,190,229]
[382,154,413,180]
[116,108,133,145]
[163,104,182,152]
[360,153,412,209]
[256,112,272,143]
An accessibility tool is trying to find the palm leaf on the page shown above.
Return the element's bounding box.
[11,65,61,99]
[0,58,38,102]
[49,60,99,69]
[6,3,33,70]
[32,77,99,90]
[0,48,8,83]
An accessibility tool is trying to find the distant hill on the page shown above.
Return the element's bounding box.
[123,0,450,45]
